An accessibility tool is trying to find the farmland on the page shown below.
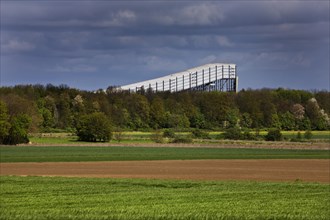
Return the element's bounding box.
[1,144,329,219]
[1,176,329,220]
[1,146,329,163]
[2,159,329,182]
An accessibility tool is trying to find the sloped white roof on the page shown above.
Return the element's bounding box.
[120,63,236,92]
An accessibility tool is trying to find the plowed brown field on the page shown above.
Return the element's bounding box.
[1,159,329,183]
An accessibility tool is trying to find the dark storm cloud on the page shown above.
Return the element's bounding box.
[1,0,329,90]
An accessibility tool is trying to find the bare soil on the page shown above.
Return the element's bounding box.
[1,159,329,183]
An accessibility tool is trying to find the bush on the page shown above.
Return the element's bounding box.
[290,132,304,142]
[304,130,313,140]
[150,130,164,143]
[114,129,124,143]
[223,127,241,140]
[265,129,283,141]
[296,132,302,140]
[192,129,210,139]
[171,136,193,143]
[241,130,257,140]
[163,129,176,138]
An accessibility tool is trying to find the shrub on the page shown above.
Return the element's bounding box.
[304,130,313,140]
[151,130,164,143]
[192,129,210,139]
[265,129,283,141]
[290,132,303,142]
[223,127,241,140]
[296,132,302,140]
[241,130,257,140]
[163,129,176,138]
[114,129,124,143]
[171,136,193,143]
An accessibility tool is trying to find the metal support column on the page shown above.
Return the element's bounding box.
[189,73,191,89]
[176,77,178,92]
[209,67,211,91]
[215,65,218,91]
[202,69,204,91]
[228,65,231,91]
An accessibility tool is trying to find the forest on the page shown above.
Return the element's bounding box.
[0,84,329,144]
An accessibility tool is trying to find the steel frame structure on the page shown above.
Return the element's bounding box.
[119,63,238,93]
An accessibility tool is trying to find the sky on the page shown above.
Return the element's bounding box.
[1,0,329,91]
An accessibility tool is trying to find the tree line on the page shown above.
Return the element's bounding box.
[0,84,329,144]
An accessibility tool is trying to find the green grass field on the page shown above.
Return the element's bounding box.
[1,143,329,219]
[1,176,329,220]
[28,130,330,145]
[1,146,329,163]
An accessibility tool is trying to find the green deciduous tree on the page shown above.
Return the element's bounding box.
[150,96,166,129]
[265,128,283,141]
[240,113,253,129]
[279,112,295,130]
[226,108,240,128]
[297,117,311,131]
[57,93,73,129]
[164,112,190,129]
[5,114,31,145]
[0,101,11,144]
[2,94,41,132]
[190,110,206,129]
[1,85,329,132]
[0,101,31,145]
[271,114,281,129]
[127,94,150,129]
[75,112,112,142]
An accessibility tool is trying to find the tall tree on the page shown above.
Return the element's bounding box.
[126,94,150,129]
[1,94,41,132]
[75,112,112,142]
[4,114,31,145]
[0,101,11,144]
[150,96,166,129]
[279,112,295,130]
[57,93,73,129]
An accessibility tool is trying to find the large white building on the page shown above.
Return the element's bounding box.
[119,63,238,93]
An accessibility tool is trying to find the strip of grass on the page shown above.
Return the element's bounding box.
[29,136,154,145]
[1,146,329,163]
[29,130,330,145]
[209,130,330,140]
[1,176,329,220]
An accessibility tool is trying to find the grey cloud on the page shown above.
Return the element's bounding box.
[0,0,329,90]
[2,39,35,53]
[49,64,97,73]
